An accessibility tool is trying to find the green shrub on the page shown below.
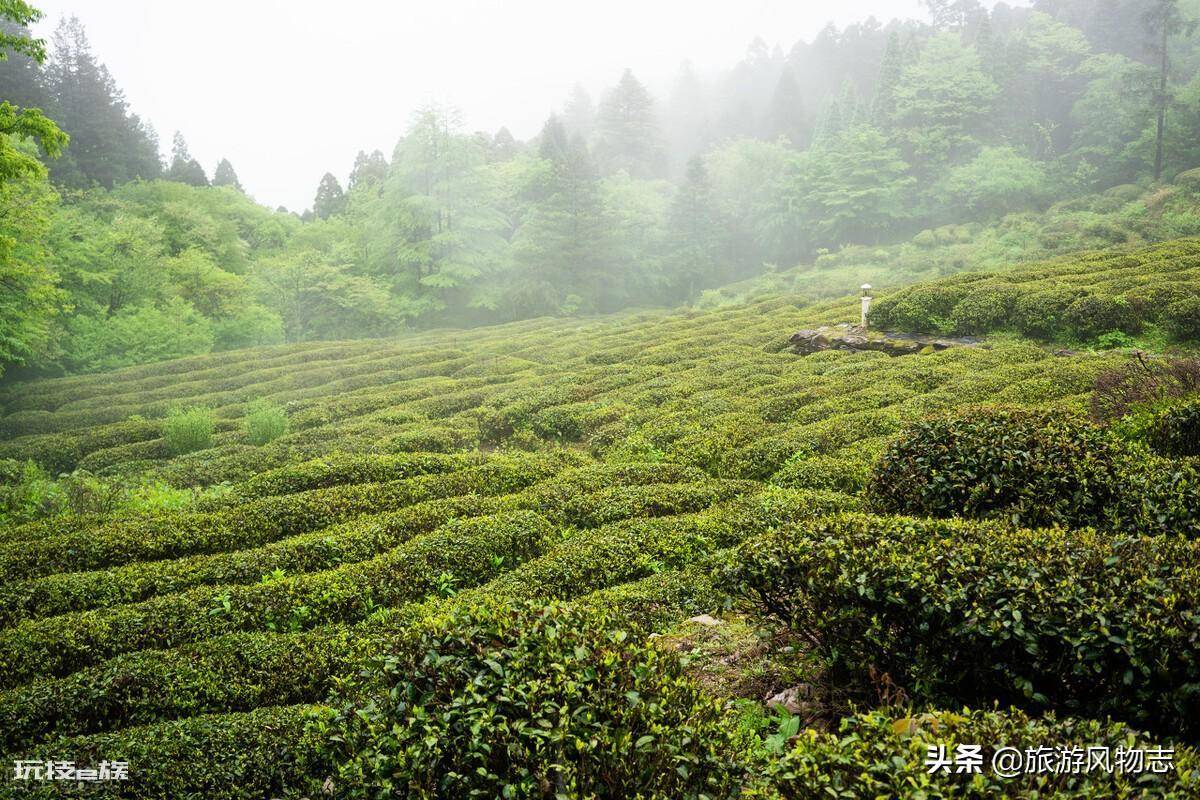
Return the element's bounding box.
[1144,398,1200,457]
[0,457,558,581]
[1065,294,1142,340]
[0,511,555,687]
[314,599,752,800]
[869,286,968,333]
[866,406,1125,529]
[949,286,1018,335]
[1175,166,1200,193]
[763,707,1200,799]
[0,627,356,750]
[243,402,288,445]
[770,453,869,494]
[163,406,215,455]
[1164,295,1200,342]
[721,513,1200,737]
[0,459,62,524]
[1108,455,1200,538]
[1013,289,1078,339]
[13,704,326,800]
[1094,330,1136,349]
[0,495,509,625]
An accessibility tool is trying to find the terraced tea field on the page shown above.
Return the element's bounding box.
[1,241,1199,798]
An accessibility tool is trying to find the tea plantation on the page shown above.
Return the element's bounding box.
[1,240,1199,798]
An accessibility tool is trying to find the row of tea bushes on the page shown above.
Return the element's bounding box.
[869,238,1200,342]
[760,707,1200,799]
[0,496,511,626]
[0,490,841,747]
[722,513,1200,739]
[0,511,556,687]
[0,455,564,580]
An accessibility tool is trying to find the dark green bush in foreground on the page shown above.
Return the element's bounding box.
[866,407,1124,528]
[1145,399,1200,458]
[759,707,1200,799]
[314,598,753,800]
[721,513,1200,739]
[1106,454,1200,539]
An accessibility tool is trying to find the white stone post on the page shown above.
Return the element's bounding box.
[860,284,873,329]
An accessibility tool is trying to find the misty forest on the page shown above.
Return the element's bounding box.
[2,0,1200,797]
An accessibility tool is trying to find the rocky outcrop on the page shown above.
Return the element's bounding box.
[789,324,983,357]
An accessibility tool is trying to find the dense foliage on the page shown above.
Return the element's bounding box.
[866,405,1126,527]
[0,239,1196,795]
[722,513,1200,738]
[2,2,1200,377]
[764,708,1200,798]
[316,599,752,799]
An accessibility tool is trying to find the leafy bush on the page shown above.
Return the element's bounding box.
[721,513,1200,737]
[62,297,216,374]
[164,406,215,455]
[0,459,62,524]
[1144,398,1200,457]
[0,628,356,750]
[314,599,752,799]
[763,707,1200,799]
[1107,455,1200,538]
[1013,289,1078,339]
[1064,294,1142,339]
[869,285,967,333]
[1094,330,1136,349]
[0,458,557,581]
[1164,295,1200,341]
[244,402,288,446]
[15,704,325,800]
[866,406,1125,528]
[0,511,555,686]
[949,286,1017,335]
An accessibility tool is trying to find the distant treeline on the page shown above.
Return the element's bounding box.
[1,0,1200,378]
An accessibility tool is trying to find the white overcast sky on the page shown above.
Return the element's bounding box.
[31,1,1007,211]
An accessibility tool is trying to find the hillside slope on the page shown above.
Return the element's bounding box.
[0,241,1198,798]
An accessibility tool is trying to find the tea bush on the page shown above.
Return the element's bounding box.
[763,707,1200,799]
[315,599,753,800]
[721,513,1200,737]
[2,238,1198,797]
[866,406,1125,528]
[1145,398,1200,457]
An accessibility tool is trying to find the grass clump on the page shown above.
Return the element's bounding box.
[244,402,288,446]
[164,406,215,455]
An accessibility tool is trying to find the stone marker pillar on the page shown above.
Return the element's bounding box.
[860,284,873,329]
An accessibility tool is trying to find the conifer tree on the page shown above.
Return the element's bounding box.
[348,149,388,190]
[872,31,904,127]
[44,16,160,187]
[594,69,665,178]
[212,158,243,191]
[167,132,208,186]
[313,172,346,219]
[762,68,807,146]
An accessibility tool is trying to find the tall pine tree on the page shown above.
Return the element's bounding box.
[313,172,346,219]
[762,68,808,146]
[167,132,208,186]
[594,69,665,179]
[212,158,243,191]
[44,16,160,187]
